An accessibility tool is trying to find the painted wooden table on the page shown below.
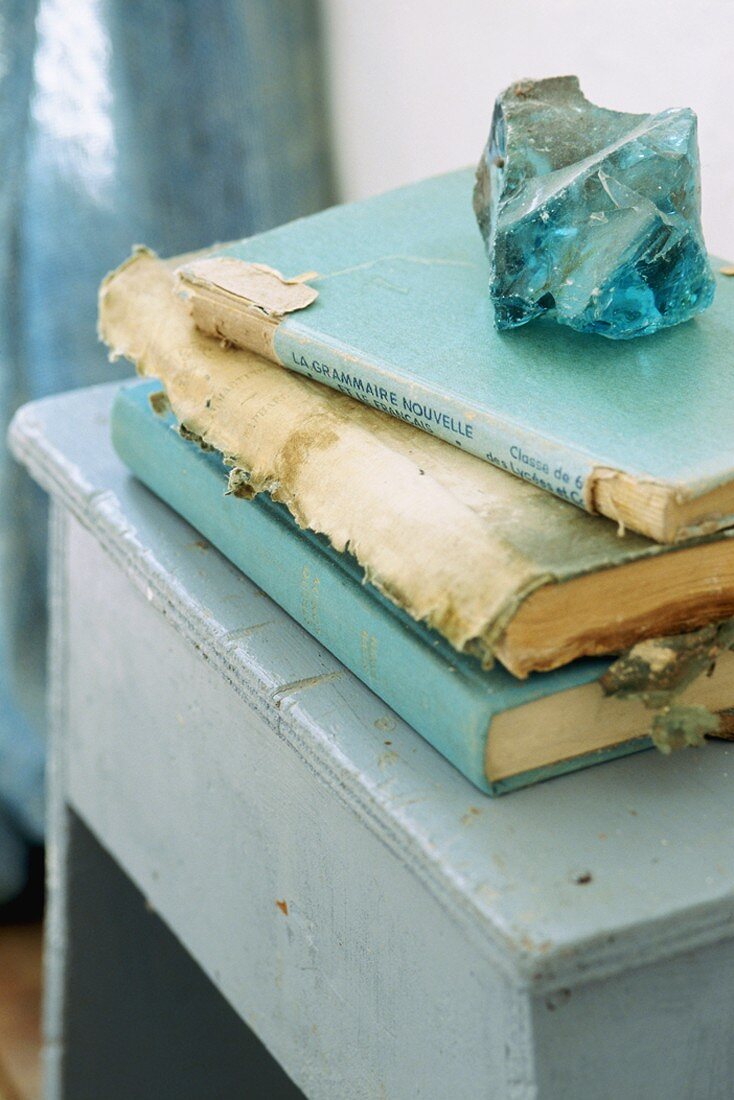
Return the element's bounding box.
[9,383,734,1100]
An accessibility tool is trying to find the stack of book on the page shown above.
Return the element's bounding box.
[99,169,734,794]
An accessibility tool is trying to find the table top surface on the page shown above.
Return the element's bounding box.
[10,381,734,990]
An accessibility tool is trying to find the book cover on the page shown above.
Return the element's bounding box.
[99,252,734,681]
[176,168,734,545]
[111,380,734,794]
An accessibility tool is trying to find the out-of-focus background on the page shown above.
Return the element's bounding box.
[323,0,733,256]
[0,2,730,1095]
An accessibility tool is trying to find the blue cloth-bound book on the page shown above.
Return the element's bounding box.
[177,169,734,545]
[111,381,734,795]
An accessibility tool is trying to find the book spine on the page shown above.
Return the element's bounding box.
[110,383,497,793]
[274,325,596,511]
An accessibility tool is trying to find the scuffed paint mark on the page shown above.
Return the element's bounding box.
[223,621,273,643]
[545,988,572,1011]
[271,669,345,707]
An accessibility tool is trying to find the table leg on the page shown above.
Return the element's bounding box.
[49,810,302,1100]
[43,503,302,1099]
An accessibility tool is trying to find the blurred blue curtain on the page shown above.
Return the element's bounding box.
[0,0,334,903]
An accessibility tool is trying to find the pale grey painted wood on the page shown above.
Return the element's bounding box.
[42,501,69,1100]
[61,516,518,1097]
[531,936,734,1099]
[10,383,734,1099]
[61,810,303,1099]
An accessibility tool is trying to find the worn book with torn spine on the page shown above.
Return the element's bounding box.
[99,251,734,682]
[110,380,734,793]
[175,168,734,545]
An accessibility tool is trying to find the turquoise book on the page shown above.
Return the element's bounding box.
[110,381,734,795]
[176,168,734,545]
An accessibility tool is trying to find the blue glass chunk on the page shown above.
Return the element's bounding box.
[474,76,716,339]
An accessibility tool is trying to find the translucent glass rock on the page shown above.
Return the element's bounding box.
[474,76,716,339]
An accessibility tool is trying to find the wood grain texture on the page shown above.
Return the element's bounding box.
[0,925,42,1100]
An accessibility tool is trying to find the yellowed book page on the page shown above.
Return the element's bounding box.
[98,250,726,673]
